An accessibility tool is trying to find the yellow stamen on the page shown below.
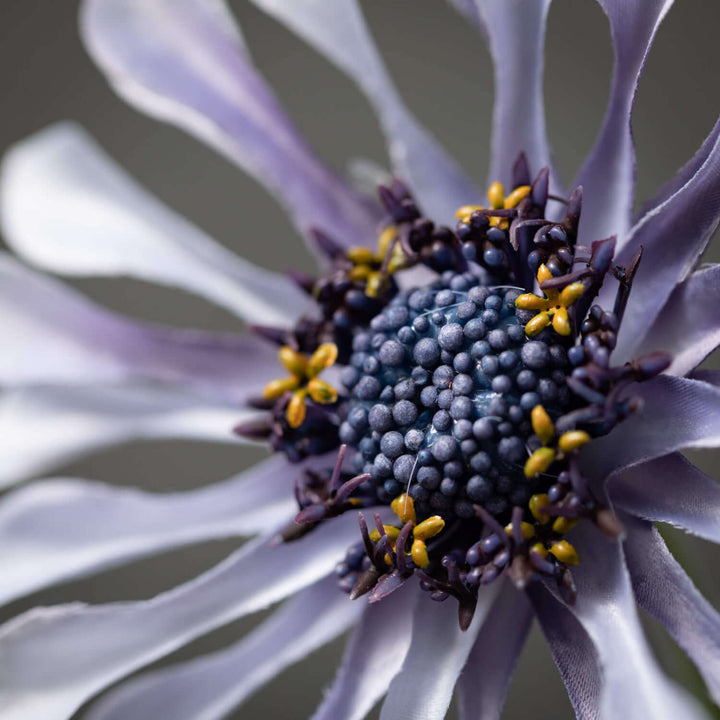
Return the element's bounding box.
[487,181,505,209]
[369,525,401,543]
[286,390,308,428]
[262,376,300,400]
[345,246,375,265]
[307,378,338,404]
[530,542,549,559]
[558,430,591,453]
[504,185,531,209]
[308,343,338,376]
[549,540,580,565]
[524,447,556,478]
[552,306,571,335]
[524,312,551,337]
[391,493,416,525]
[505,521,536,540]
[455,204,484,223]
[531,405,555,445]
[411,538,430,568]
[278,346,307,377]
[413,515,445,541]
[559,282,585,306]
[553,517,580,535]
[529,493,552,524]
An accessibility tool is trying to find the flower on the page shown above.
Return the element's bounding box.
[0,1,719,720]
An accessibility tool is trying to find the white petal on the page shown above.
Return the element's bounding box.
[0,123,310,326]
[80,0,381,246]
[0,511,367,720]
[248,0,479,223]
[85,576,361,720]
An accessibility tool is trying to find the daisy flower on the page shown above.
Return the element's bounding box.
[0,1,719,719]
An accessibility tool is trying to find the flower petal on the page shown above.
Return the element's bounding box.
[0,453,304,605]
[79,0,381,246]
[457,580,533,720]
[0,384,254,488]
[379,584,499,720]
[633,264,720,376]
[247,0,479,223]
[453,0,553,188]
[574,0,674,244]
[622,514,720,705]
[0,511,366,720]
[0,124,310,326]
[0,254,279,397]
[310,583,416,720]
[608,453,720,545]
[84,576,361,720]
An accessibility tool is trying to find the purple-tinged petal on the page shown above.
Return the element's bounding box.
[0,384,255,488]
[379,584,499,720]
[80,0,381,247]
[457,580,533,720]
[574,0,674,244]
[311,583,416,720]
[0,510,369,720]
[526,582,600,720]
[248,0,479,224]
[0,453,310,605]
[85,576,361,720]
[0,254,278,398]
[608,453,720,545]
[633,265,720,376]
[0,124,309,326]
[568,525,711,720]
[453,0,554,189]
[623,514,720,705]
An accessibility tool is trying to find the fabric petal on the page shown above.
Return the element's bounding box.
[0,123,310,326]
[457,580,533,720]
[633,264,720,376]
[574,0,673,244]
[0,384,254,488]
[310,583,416,720]
[0,254,278,397]
[0,510,368,720]
[0,453,305,605]
[622,514,720,705]
[248,0,478,223]
[79,0,380,246]
[84,576,361,720]
[379,584,499,720]
[608,453,720,545]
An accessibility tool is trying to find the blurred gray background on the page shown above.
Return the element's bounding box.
[1,0,719,718]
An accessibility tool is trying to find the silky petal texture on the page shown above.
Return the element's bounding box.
[0,510,370,720]
[457,580,533,720]
[459,0,553,188]
[527,582,601,720]
[379,583,498,720]
[0,254,279,396]
[84,576,361,720]
[634,264,720,376]
[569,526,710,720]
[1,124,311,326]
[623,515,720,705]
[574,0,673,244]
[311,583,416,720]
[80,0,381,247]
[247,0,478,223]
[0,384,252,488]
[0,453,302,605]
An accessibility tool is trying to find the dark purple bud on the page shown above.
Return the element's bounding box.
[531,167,550,206]
[512,152,531,187]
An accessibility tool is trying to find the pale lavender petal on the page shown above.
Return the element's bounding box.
[0,511,368,720]
[526,582,600,720]
[457,580,533,720]
[574,0,674,244]
[379,584,499,720]
[311,582,416,720]
[248,0,478,223]
[0,453,304,604]
[633,264,720,376]
[85,576,361,720]
[568,525,710,720]
[80,0,381,246]
[0,123,310,326]
[622,514,720,705]
[0,254,278,398]
[608,453,720,545]
[0,384,255,488]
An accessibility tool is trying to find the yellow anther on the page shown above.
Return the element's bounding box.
[529,493,552,524]
[346,246,375,265]
[524,447,556,478]
[278,346,307,377]
[307,343,338,376]
[411,538,430,568]
[262,376,300,400]
[549,540,580,566]
[530,542,549,559]
[505,521,536,540]
[391,493,416,525]
[377,225,398,256]
[286,390,308,429]
[558,430,591,453]
[487,181,505,208]
[348,265,370,282]
[553,516,580,535]
[524,312,552,337]
[365,272,383,298]
[515,292,549,311]
[531,405,555,445]
[369,525,401,543]
[413,515,445,541]
[537,263,553,284]
[504,185,531,209]
[552,306,571,336]
[455,204,484,223]
[307,378,338,405]
[559,282,585,306]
